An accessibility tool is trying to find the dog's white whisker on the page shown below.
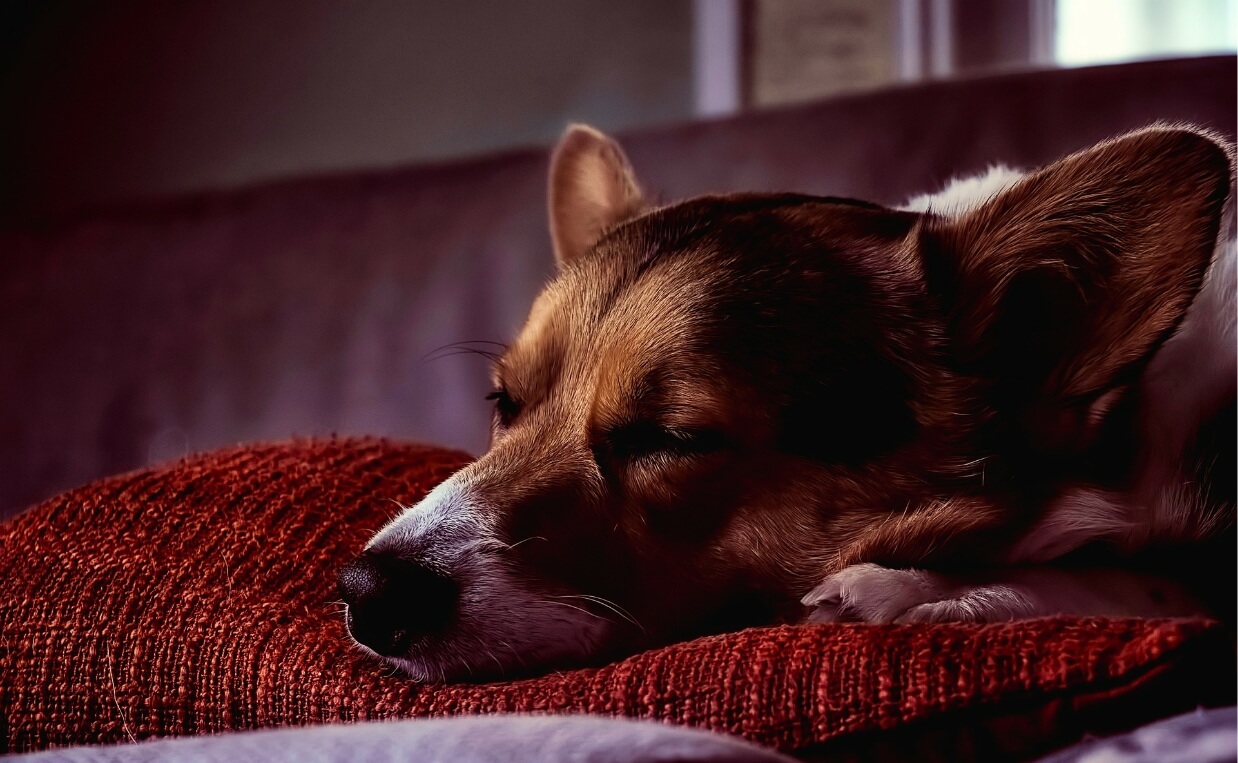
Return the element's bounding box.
[105,644,137,744]
[501,535,547,551]
[554,594,645,633]
[386,498,414,513]
[221,554,234,602]
[482,645,505,674]
[546,600,610,622]
[497,639,528,670]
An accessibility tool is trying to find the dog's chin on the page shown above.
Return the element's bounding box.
[350,645,495,684]
[357,642,588,684]
[348,625,612,683]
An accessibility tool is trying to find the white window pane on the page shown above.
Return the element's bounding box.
[1056,0,1237,66]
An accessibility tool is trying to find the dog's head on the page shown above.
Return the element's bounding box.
[339,124,1231,680]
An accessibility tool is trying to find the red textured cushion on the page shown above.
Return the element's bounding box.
[1,438,1231,758]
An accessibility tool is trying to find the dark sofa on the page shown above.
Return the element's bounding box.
[2,55,1234,519]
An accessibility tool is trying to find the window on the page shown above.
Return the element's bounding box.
[1056,0,1238,66]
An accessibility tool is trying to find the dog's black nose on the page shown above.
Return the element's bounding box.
[337,550,457,656]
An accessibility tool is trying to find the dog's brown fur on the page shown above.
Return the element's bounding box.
[343,124,1234,679]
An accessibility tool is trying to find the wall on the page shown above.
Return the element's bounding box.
[0,0,694,220]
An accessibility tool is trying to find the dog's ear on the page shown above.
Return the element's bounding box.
[923,126,1232,455]
[548,124,645,266]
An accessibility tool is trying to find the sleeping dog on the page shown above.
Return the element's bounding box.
[338,123,1235,681]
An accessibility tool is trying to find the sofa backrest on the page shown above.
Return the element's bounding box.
[2,56,1234,517]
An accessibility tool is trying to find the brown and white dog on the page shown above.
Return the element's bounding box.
[338,123,1235,682]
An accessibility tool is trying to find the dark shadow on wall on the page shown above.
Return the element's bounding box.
[0,0,695,223]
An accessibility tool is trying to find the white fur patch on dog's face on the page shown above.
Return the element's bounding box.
[353,470,609,681]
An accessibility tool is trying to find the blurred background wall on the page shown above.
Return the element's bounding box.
[2,0,1233,222]
[0,0,697,219]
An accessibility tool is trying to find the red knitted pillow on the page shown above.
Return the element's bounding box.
[0,439,1231,759]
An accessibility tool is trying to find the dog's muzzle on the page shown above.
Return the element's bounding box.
[337,550,458,657]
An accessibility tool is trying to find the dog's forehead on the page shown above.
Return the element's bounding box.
[509,247,716,383]
[504,194,916,392]
[553,193,891,316]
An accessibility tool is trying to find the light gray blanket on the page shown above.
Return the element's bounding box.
[18,706,1235,762]
[15,715,794,763]
[1035,706,1236,763]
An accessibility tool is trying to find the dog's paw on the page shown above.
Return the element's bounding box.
[800,564,1203,625]
[801,563,951,624]
[801,564,1047,624]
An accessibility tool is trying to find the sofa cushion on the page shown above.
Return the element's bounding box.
[0,438,1231,759]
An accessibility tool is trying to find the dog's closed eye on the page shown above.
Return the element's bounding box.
[485,388,522,427]
[602,422,724,461]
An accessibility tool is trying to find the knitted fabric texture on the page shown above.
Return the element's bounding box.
[0,438,1231,758]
